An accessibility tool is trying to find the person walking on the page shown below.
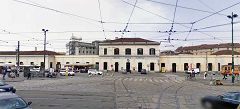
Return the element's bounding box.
[223,70,228,80]
[204,71,207,79]
[27,69,31,80]
[2,66,7,80]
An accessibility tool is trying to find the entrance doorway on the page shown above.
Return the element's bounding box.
[172,63,176,72]
[138,62,142,72]
[115,62,119,72]
[95,62,99,70]
[184,63,188,71]
[126,62,130,72]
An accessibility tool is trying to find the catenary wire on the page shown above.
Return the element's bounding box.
[12,0,100,22]
[146,0,228,16]
[97,0,106,38]
[122,0,138,35]
[193,1,240,23]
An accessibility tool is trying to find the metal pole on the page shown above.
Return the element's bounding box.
[231,12,235,83]
[206,52,208,72]
[42,29,48,76]
[17,41,20,75]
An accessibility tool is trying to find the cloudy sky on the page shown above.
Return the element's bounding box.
[0,0,240,52]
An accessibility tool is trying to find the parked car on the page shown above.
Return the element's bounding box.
[59,68,75,76]
[0,92,32,109]
[187,68,200,74]
[80,69,88,73]
[0,80,16,93]
[88,69,103,75]
[201,92,240,109]
[141,69,147,74]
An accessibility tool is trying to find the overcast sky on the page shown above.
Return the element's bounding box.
[0,0,240,52]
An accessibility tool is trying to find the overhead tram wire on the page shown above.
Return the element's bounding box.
[121,0,172,22]
[196,0,215,12]
[102,22,192,25]
[193,21,240,31]
[146,0,227,16]
[167,0,179,42]
[145,0,240,41]
[193,1,240,24]
[184,23,194,41]
[122,0,221,41]
[12,0,124,39]
[121,0,138,35]
[12,0,100,23]
[97,0,106,39]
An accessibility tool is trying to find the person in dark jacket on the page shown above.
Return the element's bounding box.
[27,69,31,80]
[2,66,7,80]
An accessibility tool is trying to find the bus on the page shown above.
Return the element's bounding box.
[221,65,240,75]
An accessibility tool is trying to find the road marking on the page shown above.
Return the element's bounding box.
[153,78,159,83]
[149,79,153,83]
[134,78,138,81]
[129,78,133,81]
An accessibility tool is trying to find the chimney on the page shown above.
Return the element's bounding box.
[35,47,37,51]
[115,37,118,39]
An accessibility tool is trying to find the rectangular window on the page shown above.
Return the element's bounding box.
[125,48,131,55]
[104,48,107,55]
[137,48,143,55]
[66,62,70,64]
[103,62,108,70]
[30,62,34,65]
[208,63,212,71]
[149,48,156,55]
[161,63,165,67]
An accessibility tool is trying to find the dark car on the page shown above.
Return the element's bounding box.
[201,92,240,109]
[0,80,16,93]
[141,69,147,74]
[0,92,32,109]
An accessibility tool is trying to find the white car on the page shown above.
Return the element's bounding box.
[88,69,103,75]
[59,69,75,76]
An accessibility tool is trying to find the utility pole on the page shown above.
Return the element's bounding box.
[227,12,238,83]
[206,51,208,72]
[17,41,20,76]
[42,29,48,75]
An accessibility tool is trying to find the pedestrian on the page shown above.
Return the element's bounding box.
[204,71,207,79]
[2,66,7,80]
[192,69,195,78]
[223,71,227,80]
[27,71,31,80]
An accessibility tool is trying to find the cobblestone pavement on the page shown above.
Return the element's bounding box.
[5,73,240,109]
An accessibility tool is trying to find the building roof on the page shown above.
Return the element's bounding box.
[211,50,240,55]
[176,43,240,52]
[0,51,64,55]
[100,38,160,45]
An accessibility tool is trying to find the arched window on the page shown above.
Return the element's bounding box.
[137,48,143,55]
[114,48,119,55]
[125,48,131,55]
[149,48,156,55]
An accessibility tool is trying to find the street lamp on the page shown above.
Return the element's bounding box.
[42,29,48,75]
[227,12,238,83]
